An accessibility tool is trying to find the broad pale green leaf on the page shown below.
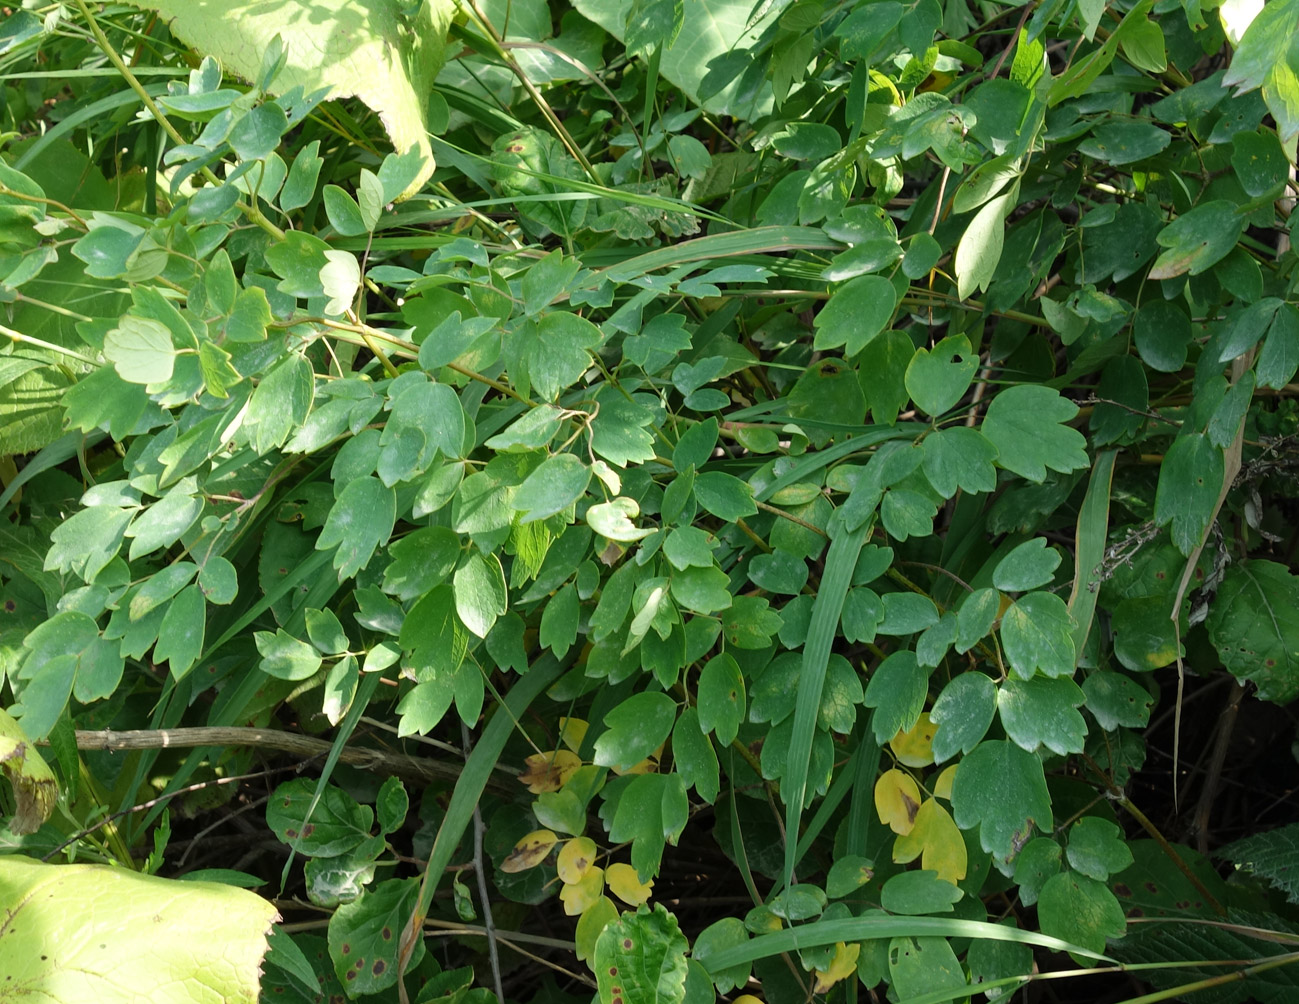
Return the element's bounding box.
[997,676,1087,755]
[128,0,456,197]
[593,691,677,771]
[103,315,175,385]
[951,739,1052,863]
[0,854,276,1003]
[904,335,978,417]
[255,629,323,681]
[982,385,1089,483]
[594,903,689,1004]
[955,190,1014,299]
[1205,560,1299,703]
[692,916,750,993]
[45,505,133,584]
[1001,591,1076,679]
[1153,433,1223,556]
[672,707,719,803]
[888,936,968,1002]
[587,497,656,542]
[670,563,732,614]
[317,476,396,580]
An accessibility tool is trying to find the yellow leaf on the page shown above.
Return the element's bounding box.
[610,743,664,776]
[874,768,922,835]
[933,763,958,800]
[557,836,598,884]
[733,997,765,1004]
[920,800,967,883]
[519,749,582,793]
[559,717,589,753]
[813,942,860,993]
[606,862,653,906]
[891,800,968,884]
[890,711,937,767]
[575,895,618,964]
[501,829,557,873]
[560,865,605,915]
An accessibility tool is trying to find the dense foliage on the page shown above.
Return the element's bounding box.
[2,0,1299,1002]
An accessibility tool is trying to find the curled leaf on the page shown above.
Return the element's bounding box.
[0,708,57,834]
[519,749,582,793]
[501,829,558,873]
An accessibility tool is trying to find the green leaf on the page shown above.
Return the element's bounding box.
[453,550,508,639]
[527,312,603,400]
[1081,671,1153,730]
[863,651,928,746]
[594,904,689,1004]
[514,453,590,523]
[921,427,998,498]
[305,607,348,655]
[812,275,897,356]
[904,335,978,417]
[693,472,757,521]
[982,386,1090,483]
[672,708,719,803]
[670,563,733,614]
[381,526,460,602]
[1153,433,1223,556]
[1219,822,1299,904]
[888,936,969,1001]
[955,190,1014,299]
[930,672,997,762]
[1066,817,1133,881]
[256,629,323,681]
[103,316,175,385]
[593,692,678,771]
[587,497,656,542]
[0,854,276,1003]
[1001,591,1076,679]
[153,584,206,679]
[1205,560,1299,704]
[997,676,1087,755]
[125,486,203,560]
[1221,0,1299,141]
[1133,300,1191,373]
[697,653,745,745]
[267,777,373,856]
[317,476,396,580]
[1036,872,1126,956]
[993,539,1062,592]
[328,878,424,995]
[539,583,580,657]
[133,1,454,197]
[880,870,963,915]
[1148,201,1247,279]
[692,917,750,993]
[573,0,778,115]
[45,505,133,584]
[955,588,999,653]
[245,354,314,455]
[1076,121,1171,165]
[951,740,1053,863]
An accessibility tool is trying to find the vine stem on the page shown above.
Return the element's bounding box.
[0,322,98,365]
[73,0,287,242]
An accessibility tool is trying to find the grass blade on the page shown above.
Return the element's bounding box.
[1069,449,1116,661]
